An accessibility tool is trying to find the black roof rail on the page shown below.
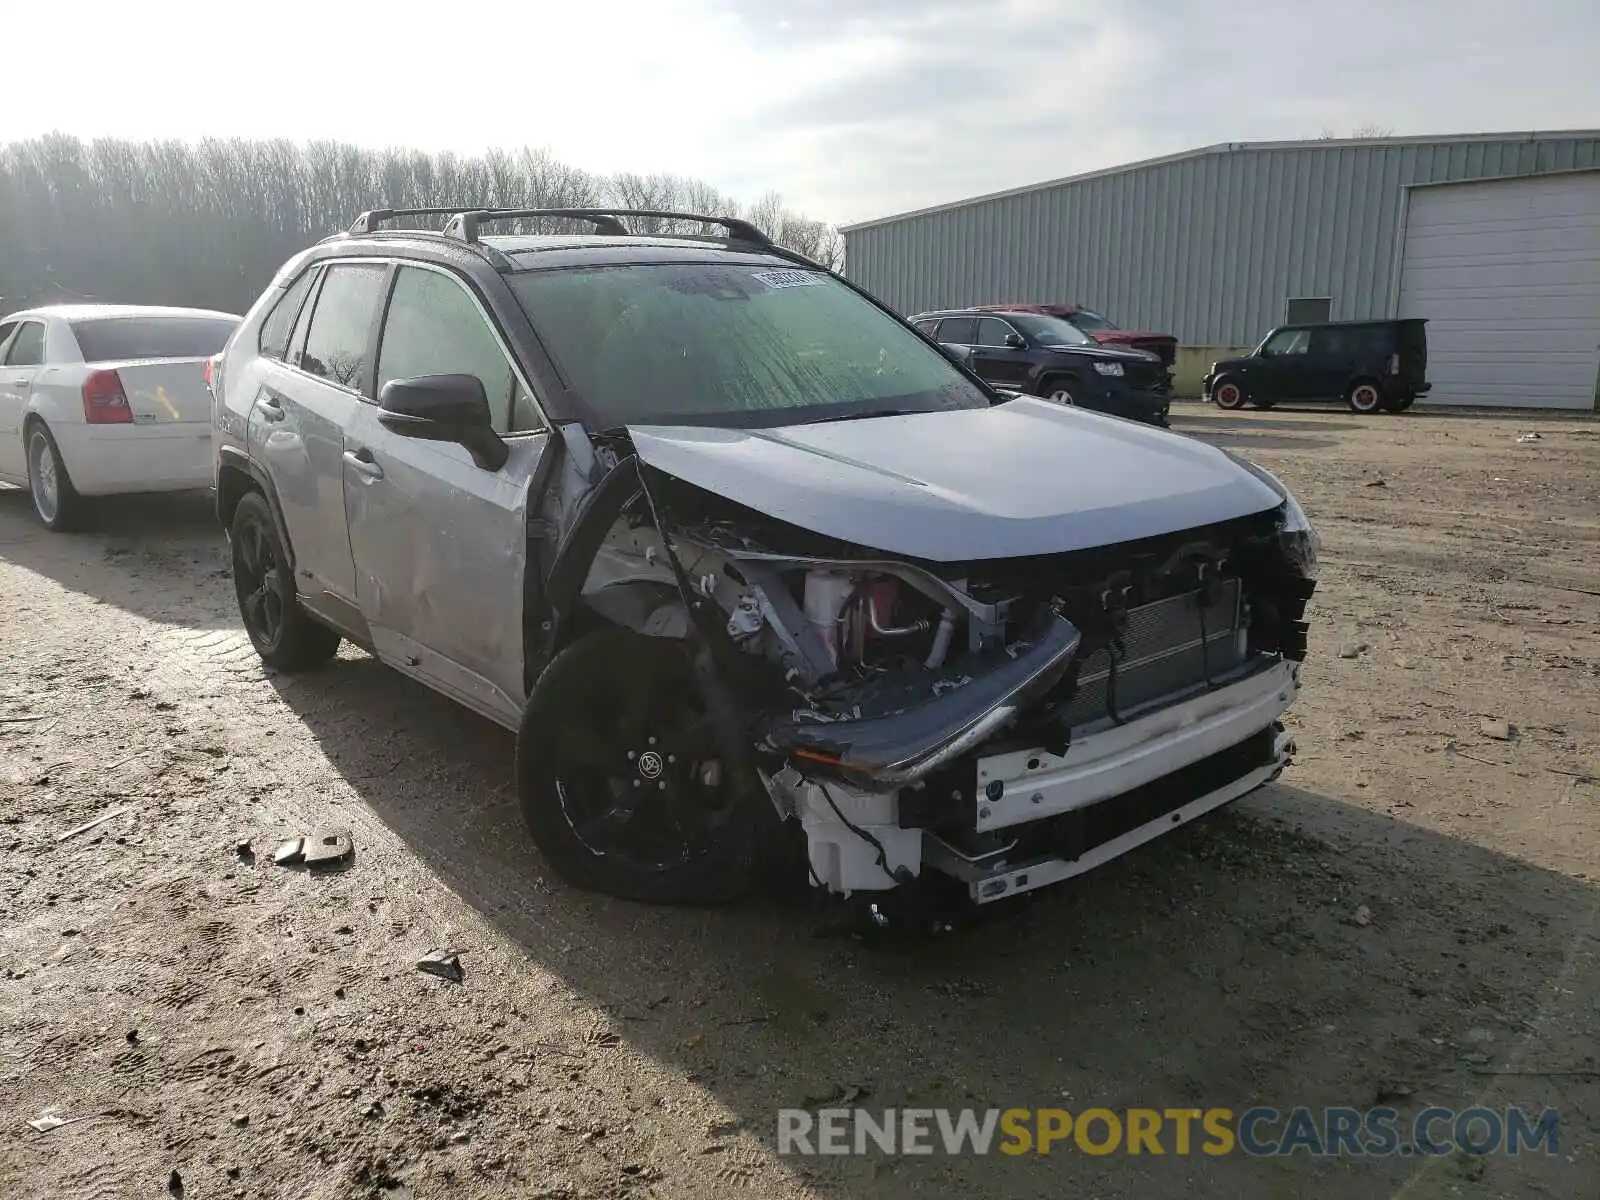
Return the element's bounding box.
[443,208,773,248]
[347,207,488,235]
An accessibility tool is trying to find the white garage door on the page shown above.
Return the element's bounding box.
[1398,172,1600,409]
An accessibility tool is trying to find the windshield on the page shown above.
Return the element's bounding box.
[509,263,989,427]
[71,316,237,362]
[1008,313,1096,347]
[1066,309,1117,332]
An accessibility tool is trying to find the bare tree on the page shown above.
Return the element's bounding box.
[0,135,847,316]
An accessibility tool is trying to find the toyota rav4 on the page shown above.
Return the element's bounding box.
[211,207,1317,912]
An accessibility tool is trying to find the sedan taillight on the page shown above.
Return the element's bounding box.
[82,369,133,424]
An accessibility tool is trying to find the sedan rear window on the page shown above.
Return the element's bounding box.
[71,316,238,363]
[510,263,988,427]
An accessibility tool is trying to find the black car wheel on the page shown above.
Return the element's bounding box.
[1212,376,1248,410]
[230,491,341,670]
[517,627,759,904]
[1347,381,1384,414]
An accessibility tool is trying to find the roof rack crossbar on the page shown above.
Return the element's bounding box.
[347,207,485,235]
[443,208,773,248]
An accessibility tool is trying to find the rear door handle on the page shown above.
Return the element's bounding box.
[343,448,384,480]
[257,394,285,422]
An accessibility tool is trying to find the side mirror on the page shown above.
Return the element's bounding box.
[378,374,508,471]
[1003,332,1026,349]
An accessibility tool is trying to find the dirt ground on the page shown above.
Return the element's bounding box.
[2,405,1598,1200]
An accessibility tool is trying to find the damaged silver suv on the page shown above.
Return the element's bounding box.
[211,207,1317,909]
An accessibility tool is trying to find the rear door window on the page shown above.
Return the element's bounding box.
[71,316,237,362]
[5,322,46,366]
[936,316,978,344]
[297,264,387,392]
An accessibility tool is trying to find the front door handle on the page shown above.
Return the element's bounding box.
[343,448,384,480]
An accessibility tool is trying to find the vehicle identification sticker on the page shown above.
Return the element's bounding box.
[753,268,826,290]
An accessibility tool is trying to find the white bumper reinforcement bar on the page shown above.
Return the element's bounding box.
[972,658,1299,833]
[927,724,1295,904]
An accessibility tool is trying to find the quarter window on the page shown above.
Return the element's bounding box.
[376,267,538,434]
[6,322,46,366]
[259,268,319,361]
[298,264,387,391]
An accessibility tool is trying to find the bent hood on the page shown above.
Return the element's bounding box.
[628,398,1283,562]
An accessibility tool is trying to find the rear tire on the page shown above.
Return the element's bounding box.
[25,422,85,532]
[517,627,759,904]
[1212,376,1248,410]
[230,491,341,670]
[1346,380,1384,414]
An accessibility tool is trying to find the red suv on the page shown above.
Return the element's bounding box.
[976,304,1177,381]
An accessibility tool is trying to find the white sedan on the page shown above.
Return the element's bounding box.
[0,304,240,530]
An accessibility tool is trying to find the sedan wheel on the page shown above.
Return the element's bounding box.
[26,424,82,531]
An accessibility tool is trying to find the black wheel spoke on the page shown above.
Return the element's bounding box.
[243,585,269,625]
[574,789,642,849]
[239,526,263,577]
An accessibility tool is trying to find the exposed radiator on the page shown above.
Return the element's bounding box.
[1063,578,1244,728]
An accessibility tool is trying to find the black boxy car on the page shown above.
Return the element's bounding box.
[1204,319,1430,414]
[910,307,1170,426]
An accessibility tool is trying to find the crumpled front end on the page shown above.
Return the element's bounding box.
[545,447,1316,909]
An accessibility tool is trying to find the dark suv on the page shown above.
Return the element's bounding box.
[909,307,1171,426]
[1204,319,1430,414]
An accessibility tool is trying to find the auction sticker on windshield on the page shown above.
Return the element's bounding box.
[753,268,827,289]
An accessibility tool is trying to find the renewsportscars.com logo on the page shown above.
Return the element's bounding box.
[776,1106,1560,1158]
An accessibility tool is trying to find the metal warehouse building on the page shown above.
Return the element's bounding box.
[842,130,1600,408]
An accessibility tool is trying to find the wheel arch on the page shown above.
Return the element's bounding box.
[1036,369,1082,395]
[216,447,297,571]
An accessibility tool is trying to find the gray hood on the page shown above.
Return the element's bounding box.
[628,397,1282,562]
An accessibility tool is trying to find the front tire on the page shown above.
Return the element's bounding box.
[1039,377,1078,406]
[230,491,341,670]
[517,627,758,904]
[1347,380,1384,414]
[1212,376,1248,410]
[25,422,84,532]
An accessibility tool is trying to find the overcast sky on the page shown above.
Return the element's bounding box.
[6,0,1596,225]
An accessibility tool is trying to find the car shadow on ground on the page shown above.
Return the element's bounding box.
[0,486,237,631]
[269,652,1598,1198]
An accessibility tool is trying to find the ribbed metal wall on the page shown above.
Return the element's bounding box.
[843,134,1600,345]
